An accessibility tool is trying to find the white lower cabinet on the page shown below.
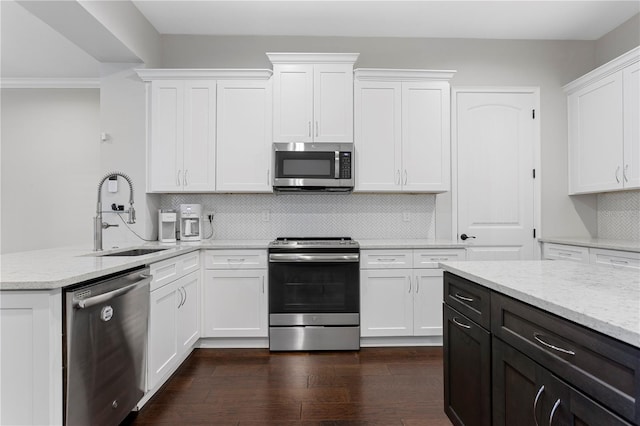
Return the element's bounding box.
[542,242,639,270]
[360,248,463,339]
[203,270,268,337]
[202,249,268,338]
[147,253,201,392]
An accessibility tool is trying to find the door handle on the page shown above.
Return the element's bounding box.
[460,233,476,241]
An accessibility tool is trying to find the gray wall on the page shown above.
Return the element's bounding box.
[161,35,598,239]
[595,13,640,66]
[1,89,100,253]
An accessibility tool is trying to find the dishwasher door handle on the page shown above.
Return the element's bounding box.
[74,275,152,309]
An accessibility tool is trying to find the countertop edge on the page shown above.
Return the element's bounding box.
[440,262,640,349]
[539,237,640,253]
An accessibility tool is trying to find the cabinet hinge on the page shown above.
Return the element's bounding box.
[533,228,537,239]
[532,109,536,119]
[533,169,536,179]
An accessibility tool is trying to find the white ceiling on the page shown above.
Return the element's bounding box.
[132,0,640,40]
[1,1,639,79]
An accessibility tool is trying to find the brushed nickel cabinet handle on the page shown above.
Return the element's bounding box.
[308,121,311,138]
[184,169,189,186]
[616,166,621,183]
[533,332,575,356]
[533,385,545,426]
[623,164,629,182]
[452,317,471,329]
[549,399,561,425]
[454,292,474,302]
[396,170,401,185]
[177,170,182,186]
[403,170,408,185]
[408,277,412,293]
[315,121,319,137]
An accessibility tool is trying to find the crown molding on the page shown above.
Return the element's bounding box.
[0,78,100,89]
[266,52,359,65]
[354,68,457,82]
[135,69,273,81]
[563,46,639,94]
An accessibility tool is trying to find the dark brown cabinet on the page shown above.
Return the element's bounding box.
[443,303,491,426]
[493,337,632,426]
[443,271,640,426]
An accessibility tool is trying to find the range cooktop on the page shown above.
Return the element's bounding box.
[268,237,359,250]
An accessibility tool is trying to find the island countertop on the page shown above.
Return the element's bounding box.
[439,260,640,349]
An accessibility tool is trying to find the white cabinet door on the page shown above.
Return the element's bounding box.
[360,269,413,337]
[623,61,640,189]
[176,272,200,353]
[183,81,216,191]
[149,80,184,192]
[568,73,624,194]
[402,82,450,192]
[203,270,268,337]
[413,269,444,336]
[216,80,272,192]
[354,80,402,191]
[273,64,313,142]
[314,64,354,142]
[148,280,179,390]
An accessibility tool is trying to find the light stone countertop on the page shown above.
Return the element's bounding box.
[539,237,640,253]
[2,238,462,290]
[440,260,640,348]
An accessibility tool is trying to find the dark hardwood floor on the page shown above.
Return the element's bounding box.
[126,347,452,425]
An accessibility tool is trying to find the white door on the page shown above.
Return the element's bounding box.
[360,269,413,337]
[402,82,450,192]
[314,64,354,142]
[272,64,313,142]
[149,80,184,192]
[623,62,640,189]
[455,89,537,260]
[183,81,216,191]
[203,270,267,338]
[413,269,444,336]
[568,74,624,193]
[176,272,200,353]
[216,80,272,192]
[354,80,402,191]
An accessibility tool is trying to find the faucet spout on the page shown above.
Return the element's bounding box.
[94,172,135,251]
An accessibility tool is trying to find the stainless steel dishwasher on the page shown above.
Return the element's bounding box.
[63,266,151,426]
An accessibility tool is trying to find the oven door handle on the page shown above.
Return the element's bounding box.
[269,253,360,263]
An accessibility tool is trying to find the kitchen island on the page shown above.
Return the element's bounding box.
[440,260,640,426]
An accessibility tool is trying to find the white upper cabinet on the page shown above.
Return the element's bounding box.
[148,80,216,192]
[565,47,639,194]
[137,69,273,193]
[268,53,359,143]
[216,79,273,192]
[354,69,455,193]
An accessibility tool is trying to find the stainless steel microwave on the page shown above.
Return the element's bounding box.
[272,143,354,193]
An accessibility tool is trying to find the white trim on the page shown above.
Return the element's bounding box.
[563,46,639,94]
[266,52,359,65]
[0,78,100,89]
[451,86,542,260]
[135,69,273,81]
[354,68,456,82]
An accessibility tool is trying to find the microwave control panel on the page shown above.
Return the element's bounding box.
[340,152,352,179]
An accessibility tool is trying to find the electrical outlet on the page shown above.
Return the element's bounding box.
[262,210,271,222]
[206,211,214,222]
[402,211,410,222]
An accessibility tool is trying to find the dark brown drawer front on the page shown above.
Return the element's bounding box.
[444,272,491,330]
[491,292,640,425]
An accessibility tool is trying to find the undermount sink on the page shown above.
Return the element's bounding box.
[100,248,169,257]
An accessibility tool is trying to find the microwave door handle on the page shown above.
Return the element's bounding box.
[335,151,340,179]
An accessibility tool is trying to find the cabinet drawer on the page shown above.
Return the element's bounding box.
[413,249,466,268]
[203,250,267,269]
[492,292,640,424]
[590,248,640,270]
[444,272,491,330]
[361,249,413,269]
[150,251,201,291]
[543,243,590,262]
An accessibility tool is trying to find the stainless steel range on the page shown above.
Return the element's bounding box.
[268,237,360,351]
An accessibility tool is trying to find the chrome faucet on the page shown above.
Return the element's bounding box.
[94,172,136,251]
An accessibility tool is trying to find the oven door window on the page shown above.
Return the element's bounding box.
[269,262,359,313]
[275,151,336,179]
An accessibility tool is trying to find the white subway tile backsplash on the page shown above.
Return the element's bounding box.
[161,193,436,240]
[597,191,640,241]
